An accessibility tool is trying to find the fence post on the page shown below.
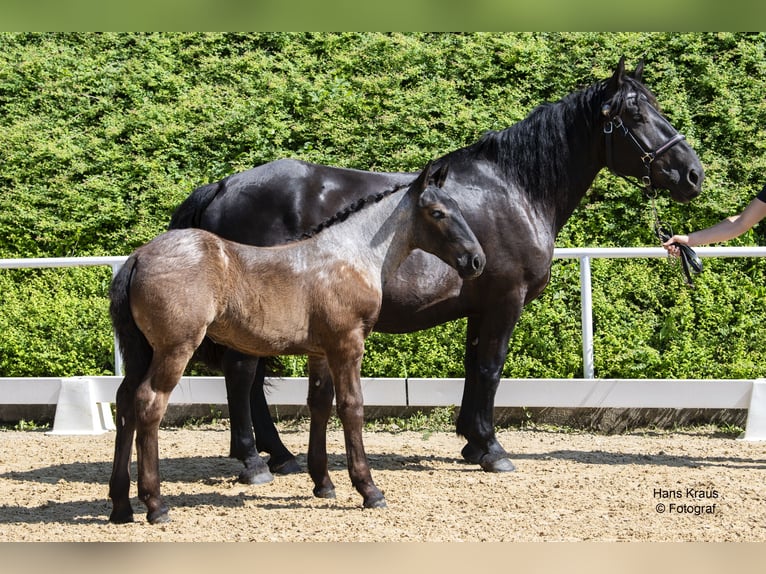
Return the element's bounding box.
[741,379,766,441]
[111,263,124,376]
[579,255,594,379]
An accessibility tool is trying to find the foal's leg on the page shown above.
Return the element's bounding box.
[306,356,336,499]
[133,348,193,524]
[326,343,385,509]
[108,376,139,523]
[222,350,273,485]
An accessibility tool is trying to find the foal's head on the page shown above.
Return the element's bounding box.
[409,161,485,279]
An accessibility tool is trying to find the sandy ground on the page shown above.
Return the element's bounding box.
[1,422,765,542]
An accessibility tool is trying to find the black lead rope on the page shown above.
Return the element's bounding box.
[650,199,703,287]
[612,171,704,287]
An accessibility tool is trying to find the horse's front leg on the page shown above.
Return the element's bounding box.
[222,350,273,485]
[108,377,139,523]
[326,344,385,509]
[457,310,519,473]
[249,357,301,475]
[306,356,336,499]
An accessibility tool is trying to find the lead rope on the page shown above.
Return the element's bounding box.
[649,192,703,287]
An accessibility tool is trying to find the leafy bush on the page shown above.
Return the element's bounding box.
[1,32,765,380]
[0,268,113,376]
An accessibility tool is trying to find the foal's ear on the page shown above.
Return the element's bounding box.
[432,163,450,188]
[413,160,434,192]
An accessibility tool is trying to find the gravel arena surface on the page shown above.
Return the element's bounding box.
[1,422,765,542]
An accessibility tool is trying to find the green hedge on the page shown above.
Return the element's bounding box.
[1,32,766,380]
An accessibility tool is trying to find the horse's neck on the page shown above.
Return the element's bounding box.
[314,190,414,284]
[508,89,606,235]
[550,95,606,233]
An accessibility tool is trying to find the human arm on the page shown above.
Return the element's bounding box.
[663,196,766,254]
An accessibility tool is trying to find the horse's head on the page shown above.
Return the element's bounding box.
[409,161,485,279]
[600,57,704,203]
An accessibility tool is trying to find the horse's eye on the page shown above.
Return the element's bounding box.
[430,209,446,220]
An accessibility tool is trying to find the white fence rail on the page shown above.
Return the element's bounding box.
[2,247,766,439]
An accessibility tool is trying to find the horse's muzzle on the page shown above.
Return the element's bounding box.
[457,252,486,279]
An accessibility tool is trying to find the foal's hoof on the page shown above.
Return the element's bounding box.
[313,486,336,499]
[363,496,387,509]
[480,457,516,473]
[239,466,274,485]
[269,457,302,475]
[147,507,170,525]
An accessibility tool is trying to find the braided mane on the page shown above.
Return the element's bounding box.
[297,182,411,240]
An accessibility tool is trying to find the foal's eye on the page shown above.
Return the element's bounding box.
[430,209,446,220]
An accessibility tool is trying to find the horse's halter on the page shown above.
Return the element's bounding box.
[602,93,686,198]
[602,92,702,286]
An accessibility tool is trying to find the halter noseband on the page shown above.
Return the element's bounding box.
[602,94,686,198]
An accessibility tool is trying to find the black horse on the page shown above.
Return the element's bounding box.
[169,58,703,483]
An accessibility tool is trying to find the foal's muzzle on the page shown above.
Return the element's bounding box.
[457,252,485,279]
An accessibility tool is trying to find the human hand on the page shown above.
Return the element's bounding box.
[662,234,690,257]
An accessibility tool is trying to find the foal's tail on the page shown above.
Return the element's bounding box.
[109,255,152,380]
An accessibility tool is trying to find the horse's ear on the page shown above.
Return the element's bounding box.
[433,163,450,188]
[413,160,433,192]
[632,58,645,82]
[607,56,626,93]
[615,55,626,76]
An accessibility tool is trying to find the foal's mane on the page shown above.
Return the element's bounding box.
[297,182,411,241]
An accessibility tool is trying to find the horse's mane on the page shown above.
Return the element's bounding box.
[442,73,657,210]
[296,182,411,241]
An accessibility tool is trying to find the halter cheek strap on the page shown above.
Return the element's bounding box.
[602,103,686,197]
[602,100,702,287]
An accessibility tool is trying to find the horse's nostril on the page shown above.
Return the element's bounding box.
[472,254,483,270]
[688,169,700,186]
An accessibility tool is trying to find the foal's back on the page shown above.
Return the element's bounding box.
[129,228,381,358]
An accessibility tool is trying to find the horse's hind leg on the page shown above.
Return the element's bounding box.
[222,350,273,485]
[134,348,193,524]
[306,356,336,499]
[108,376,139,523]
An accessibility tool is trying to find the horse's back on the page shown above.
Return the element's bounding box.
[173,158,414,245]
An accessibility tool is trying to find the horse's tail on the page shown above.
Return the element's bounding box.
[109,255,152,380]
[168,181,222,230]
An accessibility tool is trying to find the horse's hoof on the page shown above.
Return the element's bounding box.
[239,466,274,485]
[480,457,516,473]
[269,457,302,475]
[147,508,170,524]
[313,486,336,499]
[108,509,134,524]
[363,497,387,509]
[462,443,516,472]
